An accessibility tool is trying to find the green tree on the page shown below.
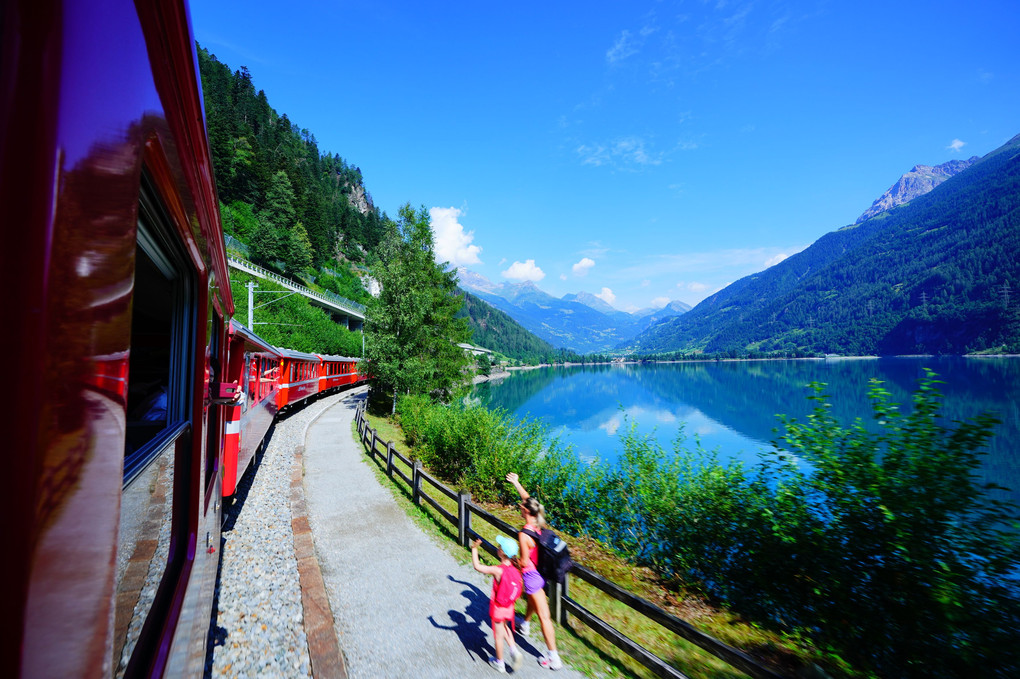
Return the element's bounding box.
[363,204,471,412]
[260,169,297,229]
[477,353,492,377]
[282,221,314,276]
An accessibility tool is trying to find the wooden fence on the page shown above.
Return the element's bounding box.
[354,402,787,679]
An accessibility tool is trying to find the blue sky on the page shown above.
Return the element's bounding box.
[191,0,1019,312]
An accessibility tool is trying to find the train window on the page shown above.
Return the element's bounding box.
[248,356,257,403]
[205,312,223,494]
[115,178,196,676]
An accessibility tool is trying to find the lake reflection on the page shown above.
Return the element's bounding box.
[471,357,1020,507]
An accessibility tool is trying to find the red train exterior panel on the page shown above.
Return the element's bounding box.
[1,0,230,676]
[224,321,280,497]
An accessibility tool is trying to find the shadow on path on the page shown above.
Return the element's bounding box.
[428,575,544,666]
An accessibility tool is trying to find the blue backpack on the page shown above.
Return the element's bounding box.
[522,527,573,584]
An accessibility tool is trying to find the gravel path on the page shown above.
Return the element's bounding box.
[208,392,351,678]
[304,391,588,679]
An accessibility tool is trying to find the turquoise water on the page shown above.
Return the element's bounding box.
[470,357,1020,508]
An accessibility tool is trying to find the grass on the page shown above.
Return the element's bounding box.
[352,409,836,679]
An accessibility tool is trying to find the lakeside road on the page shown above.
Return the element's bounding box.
[303,390,588,678]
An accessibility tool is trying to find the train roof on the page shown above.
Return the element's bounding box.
[276,347,321,362]
[229,320,282,354]
[316,354,362,362]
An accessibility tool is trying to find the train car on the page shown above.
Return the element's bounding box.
[1,0,234,676]
[317,354,363,394]
[276,348,322,410]
[223,322,281,498]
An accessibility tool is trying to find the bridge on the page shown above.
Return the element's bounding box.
[227,255,366,332]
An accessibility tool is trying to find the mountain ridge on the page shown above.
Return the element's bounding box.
[625,133,1020,356]
[456,269,690,352]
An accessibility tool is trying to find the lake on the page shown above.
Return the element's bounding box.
[470,357,1020,508]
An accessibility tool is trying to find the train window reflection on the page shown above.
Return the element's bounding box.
[115,182,195,676]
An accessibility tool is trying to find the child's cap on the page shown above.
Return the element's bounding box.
[495,535,519,558]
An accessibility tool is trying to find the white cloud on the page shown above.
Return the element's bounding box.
[641,280,651,287]
[595,287,617,306]
[572,257,596,276]
[682,281,710,293]
[577,136,664,169]
[429,207,482,267]
[606,30,638,64]
[651,296,670,308]
[502,259,545,282]
[559,273,568,281]
[947,138,966,152]
[764,253,788,268]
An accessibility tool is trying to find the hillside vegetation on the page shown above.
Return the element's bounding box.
[627,134,1020,356]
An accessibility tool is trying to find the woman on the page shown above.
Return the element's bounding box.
[506,472,563,670]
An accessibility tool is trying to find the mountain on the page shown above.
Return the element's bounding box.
[457,270,690,353]
[455,291,569,363]
[625,133,1020,356]
[856,157,979,223]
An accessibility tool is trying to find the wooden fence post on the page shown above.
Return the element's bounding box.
[369,429,377,459]
[457,491,472,548]
[412,459,423,506]
[548,578,565,626]
[559,576,570,626]
[386,442,395,478]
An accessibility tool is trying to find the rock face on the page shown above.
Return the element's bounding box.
[344,182,373,215]
[856,157,978,223]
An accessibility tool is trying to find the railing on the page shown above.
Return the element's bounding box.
[353,402,788,679]
[224,234,250,258]
[227,255,367,317]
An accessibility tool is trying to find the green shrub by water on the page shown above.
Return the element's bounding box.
[394,374,1020,678]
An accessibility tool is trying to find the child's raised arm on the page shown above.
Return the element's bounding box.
[471,538,504,578]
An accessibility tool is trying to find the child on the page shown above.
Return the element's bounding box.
[471,536,525,673]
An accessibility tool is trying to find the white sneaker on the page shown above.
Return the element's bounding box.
[518,620,531,636]
[539,653,563,670]
[510,647,524,672]
[489,657,507,673]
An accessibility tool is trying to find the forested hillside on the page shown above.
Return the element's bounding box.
[199,46,387,275]
[627,133,1020,356]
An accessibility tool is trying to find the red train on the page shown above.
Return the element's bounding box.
[222,321,365,498]
[1,0,365,676]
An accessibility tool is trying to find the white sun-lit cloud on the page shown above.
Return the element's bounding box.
[682,281,709,293]
[947,138,966,152]
[651,296,670,308]
[577,136,664,169]
[595,287,616,306]
[572,257,596,276]
[502,259,545,282]
[764,253,789,268]
[606,30,638,64]
[560,273,568,281]
[430,207,481,267]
